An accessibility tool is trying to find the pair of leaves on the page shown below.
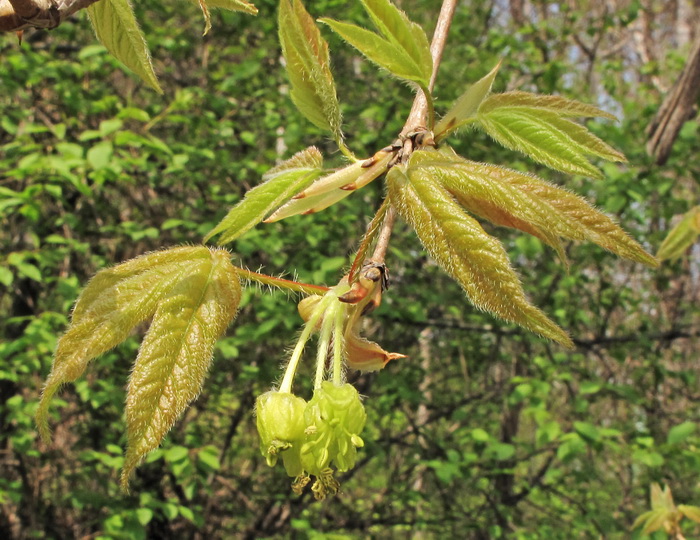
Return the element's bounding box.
[388,148,657,347]
[632,483,700,535]
[279,0,342,139]
[321,0,432,89]
[87,0,257,93]
[35,246,241,489]
[434,63,625,178]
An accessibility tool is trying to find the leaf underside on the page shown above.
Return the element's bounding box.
[86,0,162,93]
[657,206,700,261]
[387,160,573,347]
[411,148,657,267]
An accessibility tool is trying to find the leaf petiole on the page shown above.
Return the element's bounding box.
[234,267,329,295]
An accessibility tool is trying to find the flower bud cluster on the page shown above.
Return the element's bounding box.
[255,381,366,500]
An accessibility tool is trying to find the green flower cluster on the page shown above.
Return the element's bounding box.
[255,381,366,499]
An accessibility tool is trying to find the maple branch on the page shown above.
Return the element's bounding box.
[371,0,457,264]
[0,0,100,32]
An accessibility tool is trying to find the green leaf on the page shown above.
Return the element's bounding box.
[631,510,656,531]
[657,206,700,261]
[410,148,657,267]
[279,0,342,138]
[35,246,241,447]
[667,421,696,445]
[650,483,675,511]
[642,509,673,534]
[573,421,600,442]
[86,0,163,93]
[679,505,700,523]
[121,248,241,489]
[360,0,432,82]
[477,91,625,178]
[320,18,428,87]
[188,0,257,32]
[387,157,572,348]
[204,147,323,244]
[264,153,392,222]
[435,61,501,140]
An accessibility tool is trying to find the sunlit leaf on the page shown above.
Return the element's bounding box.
[667,421,696,445]
[204,147,323,244]
[477,91,625,178]
[480,92,617,119]
[679,505,700,523]
[435,61,501,140]
[279,0,342,138]
[410,148,657,267]
[387,159,572,347]
[657,206,700,261]
[409,149,569,263]
[121,248,241,488]
[86,0,162,93]
[320,18,428,87]
[265,154,391,222]
[631,510,656,530]
[642,509,673,534]
[361,0,432,82]
[35,247,240,445]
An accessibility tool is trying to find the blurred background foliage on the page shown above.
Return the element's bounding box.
[1,0,699,538]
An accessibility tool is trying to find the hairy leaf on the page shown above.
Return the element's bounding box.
[205,147,323,244]
[387,161,572,347]
[477,92,625,177]
[265,154,391,222]
[86,0,162,93]
[320,18,428,87]
[121,248,240,488]
[35,247,240,443]
[279,0,342,138]
[479,92,617,119]
[410,148,656,267]
[361,0,432,82]
[642,509,673,534]
[434,61,501,140]
[679,505,700,523]
[657,206,700,261]
[410,149,569,263]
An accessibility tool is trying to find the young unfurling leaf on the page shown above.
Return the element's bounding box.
[35,246,241,486]
[264,152,392,222]
[320,0,432,89]
[434,61,501,141]
[387,160,572,347]
[409,148,657,267]
[360,0,432,84]
[279,0,342,139]
[121,248,241,488]
[86,0,162,93]
[205,147,323,244]
[477,91,626,178]
[657,206,700,261]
